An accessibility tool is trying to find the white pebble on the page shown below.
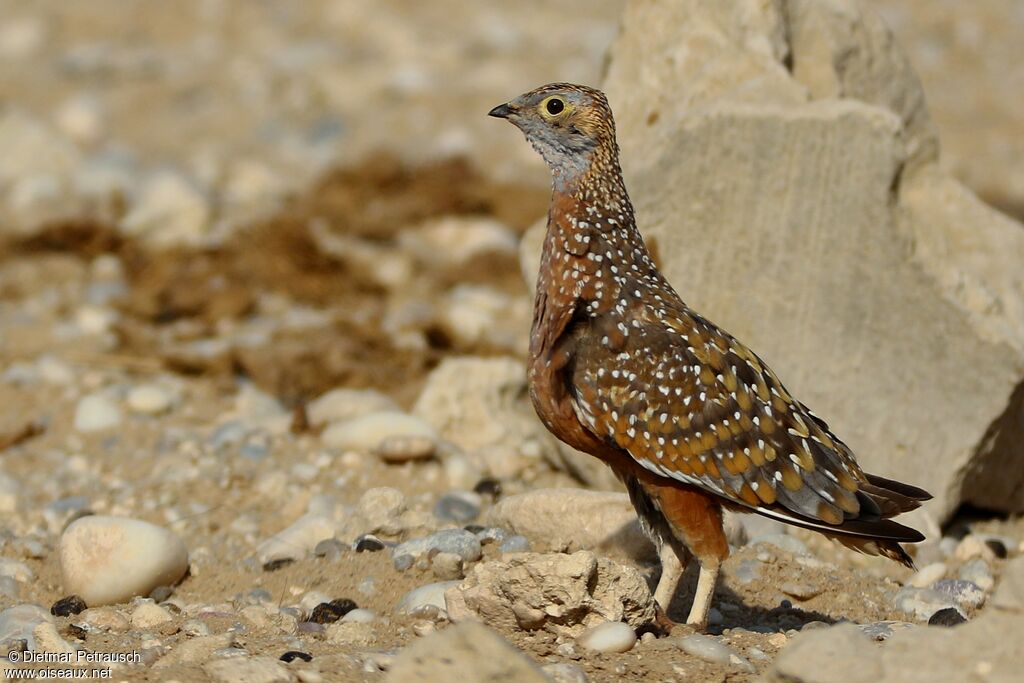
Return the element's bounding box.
[577,621,637,653]
[59,516,189,606]
[908,562,947,588]
[127,384,174,415]
[396,582,461,615]
[342,608,377,623]
[73,393,122,432]
[322,411,437,452]
[131,602,174,628]
[256,513,335,564]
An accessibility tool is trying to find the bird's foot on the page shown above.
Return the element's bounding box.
[647,603,677,638]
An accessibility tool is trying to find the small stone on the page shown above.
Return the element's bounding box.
[499,535,531,554]
[357,487,407,535]
[126,384,174,415]
[262,558,294,572]
[677,634,750,670]
[50,596,87,617]
[543,662,590,683]
[393,529,482,563]
[280,650,313,663]
[258,514,336,565]
[307,598,358,624]
[932,579,986,609]
[928,607,968,627]
[342,609,377,623]
[306,388,399,427]
[313,538,347,561]
[377,435,436,463]
[908,562,948,588]
[432,552,465,580]
[473,478,502,497]
[396,581,462,615]
[149,585,174,603]
[78,607,129,633]
[131,602,173,629]
[73,393,122,432]
[959,558,995,591]
[393,554,415,571]
[955,535,996,562]
[59,516,189,606]
[577,621,637,653]
[354,535,387,553]
[322,412,437,452]
[434,491,481,523]
[893,586,958,621]
[203,655,294,683]
[326,621,376,647]
[781,581,823,600]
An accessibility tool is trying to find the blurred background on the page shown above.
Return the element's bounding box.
[0,1,1022,681]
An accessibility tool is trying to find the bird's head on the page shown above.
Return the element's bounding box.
[489,83,616,187]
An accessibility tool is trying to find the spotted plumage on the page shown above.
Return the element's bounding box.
[489,83,931,630]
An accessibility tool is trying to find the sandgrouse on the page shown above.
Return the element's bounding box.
[489,83,931,630]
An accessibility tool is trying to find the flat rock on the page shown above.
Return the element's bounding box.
[385,621,550,683]
[445,550,655,637]
[487,489,656,562]
[598,0,1024,522]
[59,516,189,606]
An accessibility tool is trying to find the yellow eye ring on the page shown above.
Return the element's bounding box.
[540,96,567,117]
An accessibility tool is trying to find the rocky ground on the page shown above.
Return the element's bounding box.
[2,1,1024,682]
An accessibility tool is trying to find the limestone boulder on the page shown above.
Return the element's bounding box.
[586,0,1024,522]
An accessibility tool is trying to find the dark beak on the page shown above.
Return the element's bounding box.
[488,103,513,119]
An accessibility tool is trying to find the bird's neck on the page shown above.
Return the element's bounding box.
[534,143,659,328]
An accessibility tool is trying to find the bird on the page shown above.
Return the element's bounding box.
[488,83,931,631]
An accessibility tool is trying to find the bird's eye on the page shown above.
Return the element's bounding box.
[545,97,565,115]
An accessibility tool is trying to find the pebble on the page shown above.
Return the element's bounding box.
[0,558,34,583]
[321,411,437,452]
[280,650,313,663]
[931,579,986,609]
[393,554,415,571]
[59,515,189,606]
[307,598,358,624]
[78,607,130,633]
[377,435,436,463]
[928,607,968,627]
[432,552,465,580]
[0,604,52,650]
[72,393,122,432]
[433,491,481,523]
[203,655,294,683]
[357,487,407,535]
[499,535,531,554]
[908,562,948,588]
[892,586,959,621]
[959,558,995,591]
[396,581,461,615]
[354,535,387,552]
[306,388,399,427]
[543,662,590,683]
[325,621,376,646]
[131,602,174,629]
[313,538,347,561]
[50,595,87,617]
[393,529,482,563]
[955,535,996,562]
[676,634,754,672]
[781,581,822,600]
[576,621,637,653]
[342,608,377,623]
[127,384,174,415]
[122,170,211,246]
[257,513,335,564]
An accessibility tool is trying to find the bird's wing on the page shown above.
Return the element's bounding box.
[569,303,887,530]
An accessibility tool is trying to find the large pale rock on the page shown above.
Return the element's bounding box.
[445,550,655,637]
[413,356,620,489]
[765,613,1024,682]
[59,516,189,606]
[595,0,1024,521]
[487,489,655,563]
[385,622,551,683]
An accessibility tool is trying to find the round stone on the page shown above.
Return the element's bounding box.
[433,492,481,523]
[59,516,189,606]
[50,595,87,617]
[126,384,174,415]
[72,393,122,432]
[577,621,637,653]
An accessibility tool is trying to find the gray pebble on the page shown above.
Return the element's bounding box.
[433,492,481,524]
[313,538,347,561]
[543,662,589,683]
[392,529,482,563]
[958,558,995,591]
[676,634,754,672]
[376,435,436,463]
[396,581,461,614]
[893,586,959,621]
[931,579,986,609]
[474,527,509,545]
[499,535,531,554]
[431,552,464,580]
[393,554,415,572]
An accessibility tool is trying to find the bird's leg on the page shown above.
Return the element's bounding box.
[685,559,721,630]
[654,541,685,612]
